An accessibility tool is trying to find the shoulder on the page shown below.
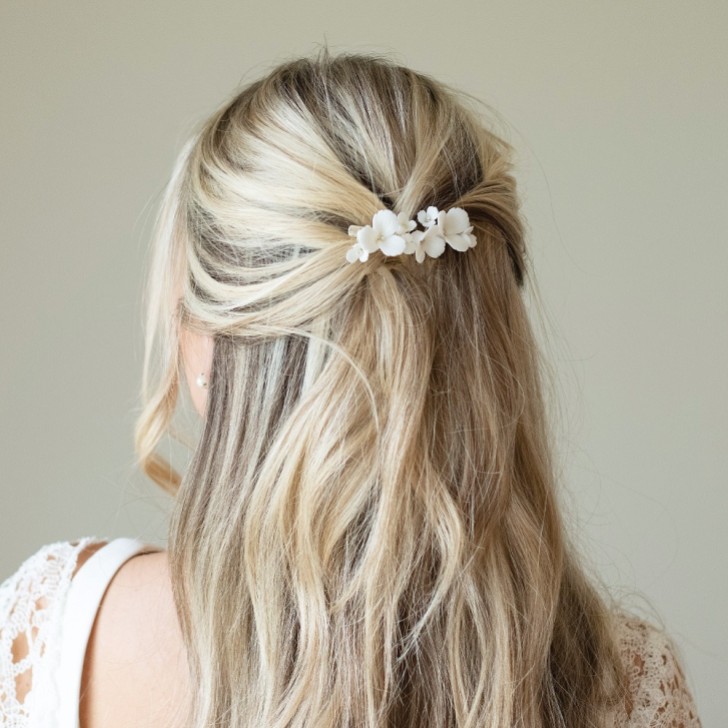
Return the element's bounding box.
[79,549,190,728]
[0,537,109,722]
[81,549,180,670]
[611,610,702,727]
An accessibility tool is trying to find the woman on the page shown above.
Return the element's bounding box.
[0,49,702,727]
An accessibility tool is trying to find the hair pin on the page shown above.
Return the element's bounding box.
[346,206,476,264]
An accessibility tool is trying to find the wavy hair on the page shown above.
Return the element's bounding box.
[134,48,628,727]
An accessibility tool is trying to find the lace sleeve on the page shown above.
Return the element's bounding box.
[0,538,103,726]
[615,614,702,727]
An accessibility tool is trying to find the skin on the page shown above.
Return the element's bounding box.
[179,326,214,417]
[79,325,213,727]
[79,549,190,728]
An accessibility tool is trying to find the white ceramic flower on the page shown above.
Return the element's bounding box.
[406,227,446,263]
[417,206,440,229]
[345,224,378,263]
[435,207,477,251]
[346,209,416,262]
[345,206,475,264]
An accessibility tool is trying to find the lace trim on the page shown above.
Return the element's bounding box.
[613,613,702,727]
[0,538,101,726]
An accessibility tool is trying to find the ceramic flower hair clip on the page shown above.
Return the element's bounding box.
[346,206,477,264]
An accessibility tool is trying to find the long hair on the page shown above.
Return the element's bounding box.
[134,48,628,727]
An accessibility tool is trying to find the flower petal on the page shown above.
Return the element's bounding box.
[417,206,439,228]
[423,227,446,257]
[403,230,424,255]
[372,209,399,237]
[443,208,470,235]
[379,234,407,256]
[347,224,363,237]
[358,225,380,252]
[404,230,424,255]
[397,212,416,233]
[445,232,471,252]
[346,245,361,263]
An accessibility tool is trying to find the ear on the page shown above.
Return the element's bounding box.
[179,328,214,416]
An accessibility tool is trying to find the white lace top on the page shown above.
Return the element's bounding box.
[0,538,703,727]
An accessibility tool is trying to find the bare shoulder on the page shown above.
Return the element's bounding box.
[79,550,190,728]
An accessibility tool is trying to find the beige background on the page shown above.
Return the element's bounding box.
[1,1,725,721]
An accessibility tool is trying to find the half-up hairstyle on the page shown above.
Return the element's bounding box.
[135,48,628,727]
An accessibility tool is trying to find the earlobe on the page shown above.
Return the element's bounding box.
[180,329,214,416]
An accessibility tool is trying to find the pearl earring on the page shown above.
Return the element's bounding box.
[195,372,208,389]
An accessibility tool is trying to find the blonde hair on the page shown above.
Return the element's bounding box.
[135,48,628,727]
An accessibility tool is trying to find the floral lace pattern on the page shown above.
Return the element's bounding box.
[0,538,99,726]
[0,540,703,726]
[613,614,702,727]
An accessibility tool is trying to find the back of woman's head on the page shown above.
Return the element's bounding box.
[135,48,627,728]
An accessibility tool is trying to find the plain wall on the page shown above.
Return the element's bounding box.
[1,1,725,722]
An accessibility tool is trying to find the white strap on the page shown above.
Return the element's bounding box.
[56,537,163,728]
